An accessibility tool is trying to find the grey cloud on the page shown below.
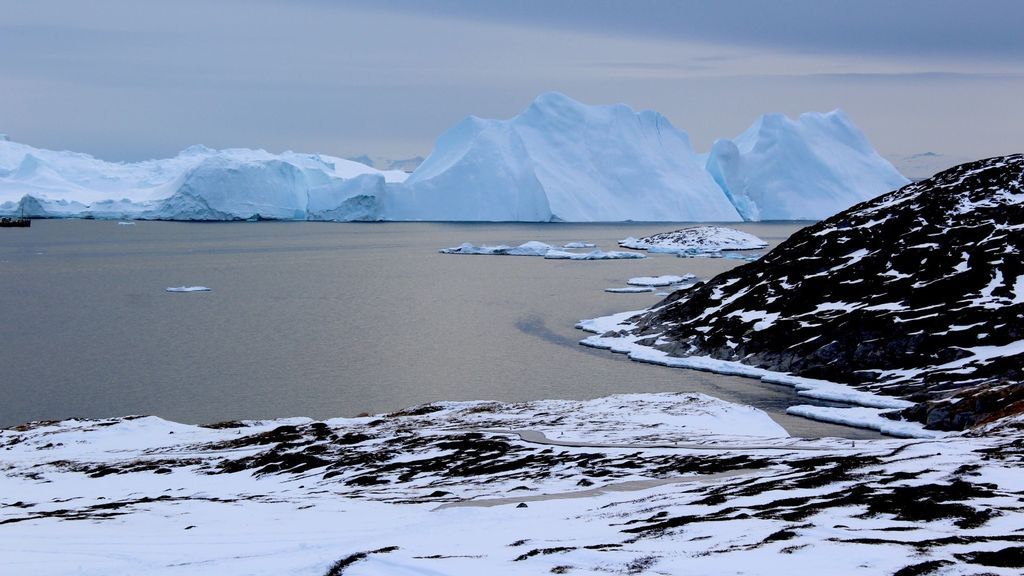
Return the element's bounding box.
[0,0,1021,164]
[341,0,1024,60]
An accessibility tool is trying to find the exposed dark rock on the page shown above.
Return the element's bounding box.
[514,546,577,562]
[955,546,1024,568]
[323,546,399,576]
[892,559,954,576]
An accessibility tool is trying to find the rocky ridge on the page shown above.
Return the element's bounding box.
[620,155,1024,431]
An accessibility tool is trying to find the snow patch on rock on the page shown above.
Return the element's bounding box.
[620,226,768,254]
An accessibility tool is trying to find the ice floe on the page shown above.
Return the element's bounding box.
[626,274,696,287]
[439,242,645,260]
[605,286,656,293]
[542,249,644,260]
[438,241,555,256]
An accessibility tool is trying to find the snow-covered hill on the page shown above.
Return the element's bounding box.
[705,110,909,220]
[585,155,1024,432]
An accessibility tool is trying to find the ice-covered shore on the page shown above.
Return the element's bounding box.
[3,393,1021,575]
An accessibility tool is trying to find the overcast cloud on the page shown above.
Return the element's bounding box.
[0,0,1021,162]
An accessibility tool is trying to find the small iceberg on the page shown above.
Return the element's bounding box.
[626,274,696,287]
[716,251,763,262]
[620,226,767,255]
[562,241,596,249]
[439,242,644,260]
[605,286,655,293]
[117,221,136,226]
[165,286,211,293]
[544,249,645,260]
[439,241,554,256]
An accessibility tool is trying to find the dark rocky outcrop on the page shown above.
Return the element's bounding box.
[627,155,1024,431]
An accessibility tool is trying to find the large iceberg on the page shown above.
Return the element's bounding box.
[705,110,909,220]
[1,95,911,222]
[0,140,407,221]
[383,92,742,222]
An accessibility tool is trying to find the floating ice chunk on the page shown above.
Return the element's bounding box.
[165,286,211,292]
[563,241,596,248]
[627,274,696,287]
[439,242,509,255]
[605,286,655,293]
[438,241,555,256]
[718,251,763,262]
[439,241,643,260]
[543,249,645,260]
[506,241,557,256]
[117,221,136,226]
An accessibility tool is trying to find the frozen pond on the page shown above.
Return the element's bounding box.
[0,220,879,438]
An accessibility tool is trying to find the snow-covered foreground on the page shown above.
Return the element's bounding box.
[0,93,907,222]
[3,394,1022,575]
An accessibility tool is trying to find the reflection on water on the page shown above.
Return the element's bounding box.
[0,220,879,438]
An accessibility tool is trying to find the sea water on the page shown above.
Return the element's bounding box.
[0,220,879,438]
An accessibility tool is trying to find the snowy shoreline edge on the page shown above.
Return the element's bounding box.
[576,310,944,439]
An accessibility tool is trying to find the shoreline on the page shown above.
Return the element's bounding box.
[576,310,945,439]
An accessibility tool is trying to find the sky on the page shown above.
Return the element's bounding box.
[1,0,1022,163]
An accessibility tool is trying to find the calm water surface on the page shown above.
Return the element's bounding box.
[0,220,879,438]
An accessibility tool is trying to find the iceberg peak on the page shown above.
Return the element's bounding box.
[529,90,579,108]
[707,109,909,220]
[179,144,215,156]
[392,92,738,222]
